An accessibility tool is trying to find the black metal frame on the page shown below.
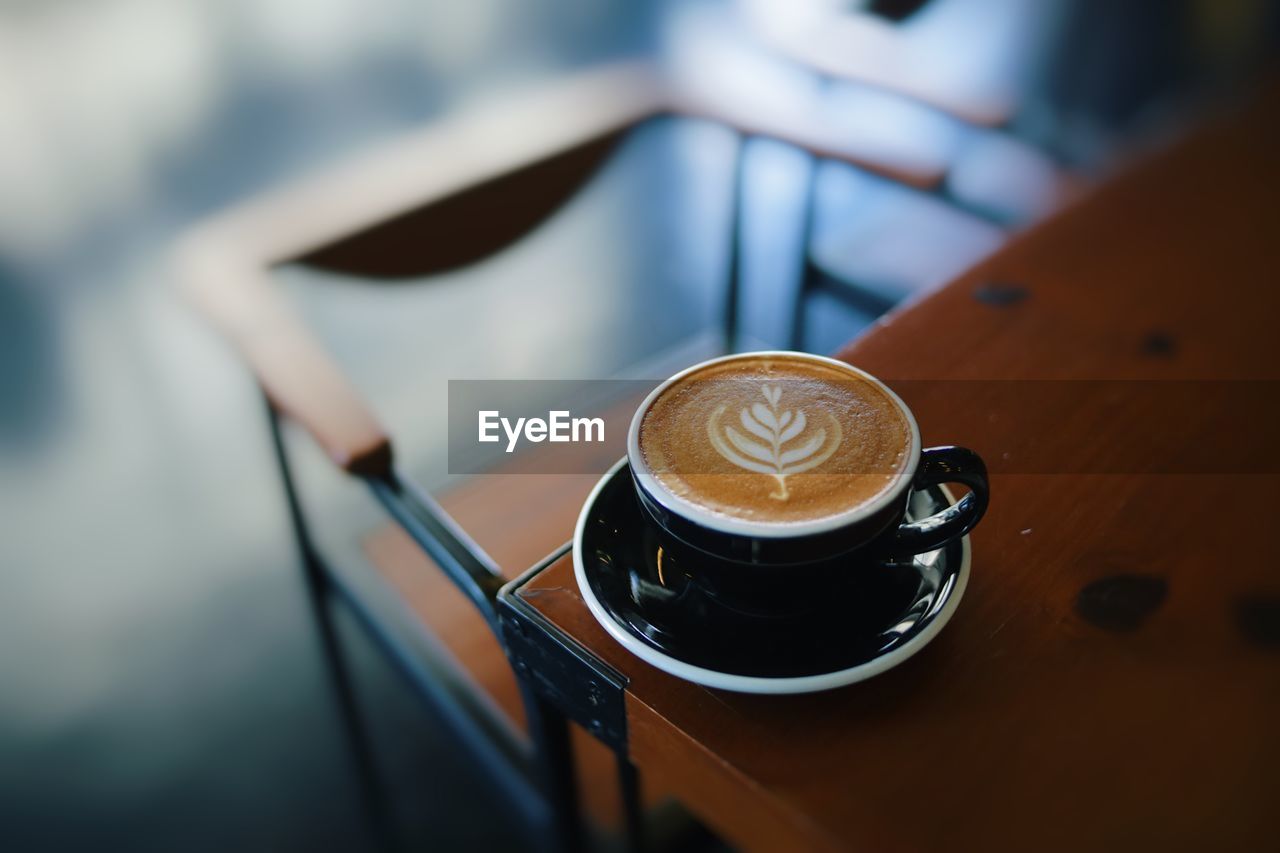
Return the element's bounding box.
[499,556,642,852]
[269,399,598,851]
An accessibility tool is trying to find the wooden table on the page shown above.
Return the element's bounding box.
[449,85,1280,851]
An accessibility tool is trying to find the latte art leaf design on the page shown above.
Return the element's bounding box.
[707,384,842,500]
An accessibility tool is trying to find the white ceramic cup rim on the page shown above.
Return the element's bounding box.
[626,351,923,540]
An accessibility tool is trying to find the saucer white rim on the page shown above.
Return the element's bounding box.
[573,457,970,695]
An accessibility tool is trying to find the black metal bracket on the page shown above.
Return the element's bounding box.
[499,547,630,754]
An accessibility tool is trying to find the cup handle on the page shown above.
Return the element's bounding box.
[884,446,989,556]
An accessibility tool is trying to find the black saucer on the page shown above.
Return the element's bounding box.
[573,460,969,693]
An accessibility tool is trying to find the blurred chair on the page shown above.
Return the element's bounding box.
[810,163,1006,311]
[739,0,1058,125]
[722,0,1085,348]
[944,130,1083,225]
[180,59,989,851]
[0,265,61,447]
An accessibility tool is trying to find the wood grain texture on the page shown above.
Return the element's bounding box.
[509,85,1280,851]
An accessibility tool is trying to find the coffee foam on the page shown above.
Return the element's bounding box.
[638,356,913,525]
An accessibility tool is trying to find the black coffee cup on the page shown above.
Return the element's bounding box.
[626,352,989,616]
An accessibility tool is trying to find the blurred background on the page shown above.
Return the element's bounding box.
[1,1,1276,850]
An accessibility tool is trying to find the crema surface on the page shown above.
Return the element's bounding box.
[638,356,913,525]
